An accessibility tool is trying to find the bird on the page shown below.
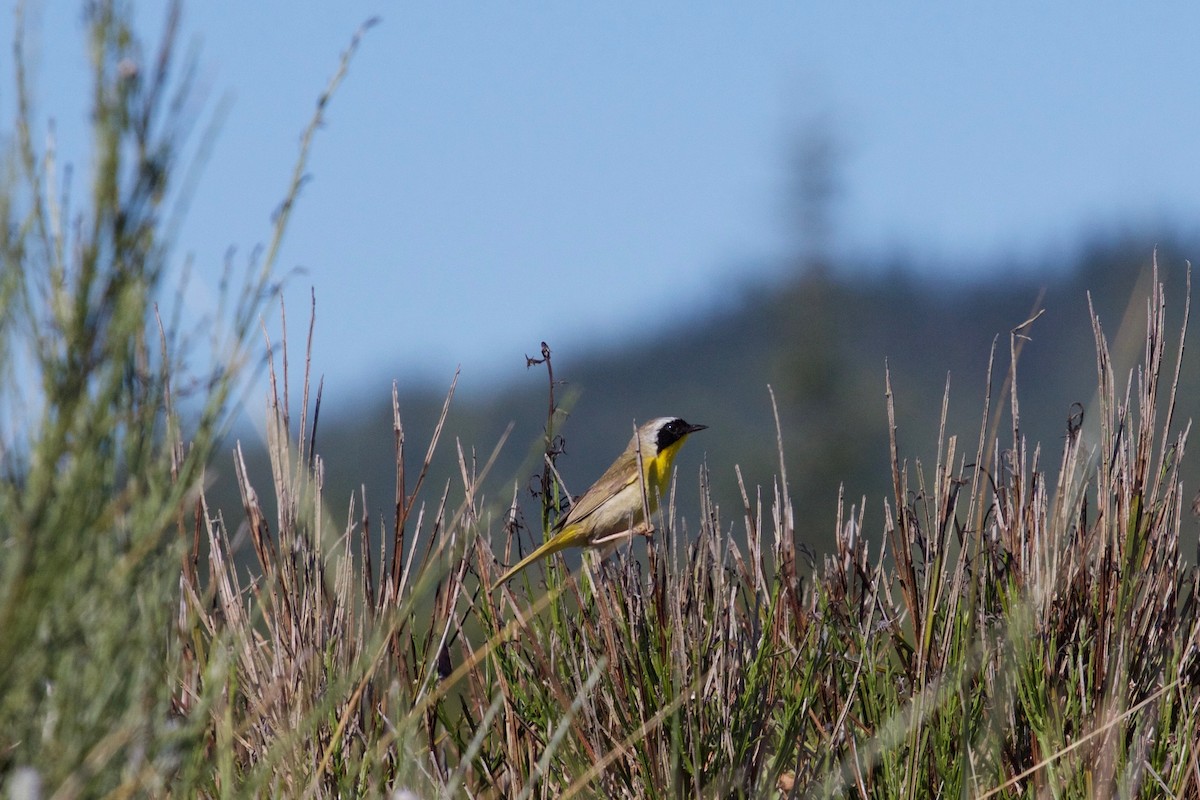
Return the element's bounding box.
[493,416,707,587]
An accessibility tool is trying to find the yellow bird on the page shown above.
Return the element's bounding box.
[493,417,707,587]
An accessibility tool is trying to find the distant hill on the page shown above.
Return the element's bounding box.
[209,235,1200,565]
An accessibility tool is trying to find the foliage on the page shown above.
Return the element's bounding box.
[167,262,1200,798]
[0,1,232,790]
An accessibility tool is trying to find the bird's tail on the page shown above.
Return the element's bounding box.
[491,525,586,589]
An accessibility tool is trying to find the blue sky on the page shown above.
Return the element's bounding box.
[9,3,1200,403]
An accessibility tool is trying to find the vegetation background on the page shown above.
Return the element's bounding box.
[232,241,1200,566]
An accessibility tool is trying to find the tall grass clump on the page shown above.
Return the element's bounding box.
[450,267,1199,797]
[0,2,216,789]
[0,1,360,794]
[180,262,1199,796]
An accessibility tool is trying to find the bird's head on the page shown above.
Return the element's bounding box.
[632,416,707,465]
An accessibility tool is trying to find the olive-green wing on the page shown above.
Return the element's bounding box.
[556,447,640,531]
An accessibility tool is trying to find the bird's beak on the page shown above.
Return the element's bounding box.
[686,423,708,435]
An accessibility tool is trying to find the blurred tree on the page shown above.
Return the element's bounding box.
[789,111,843,274]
